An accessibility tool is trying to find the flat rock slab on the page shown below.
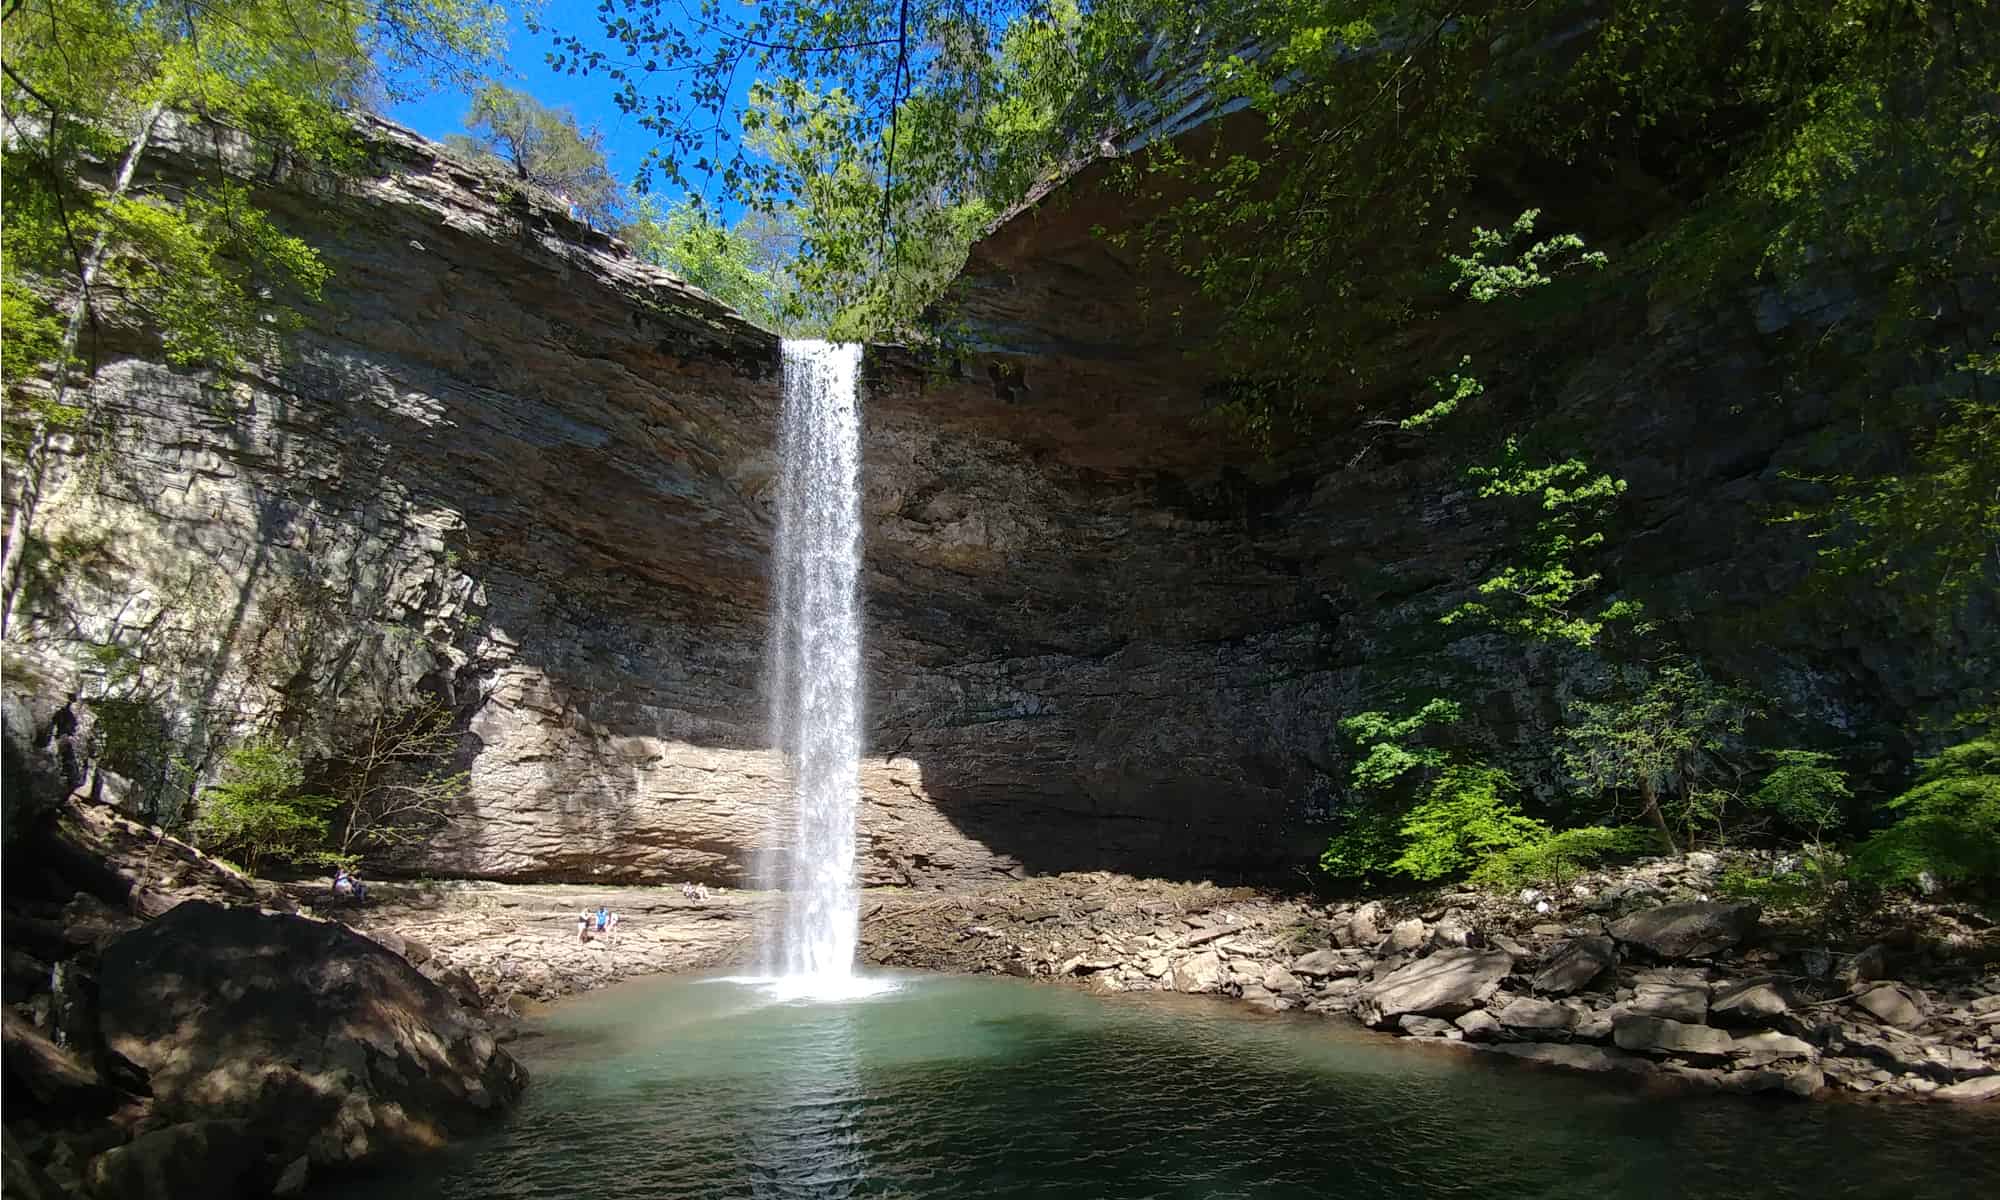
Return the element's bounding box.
[1935,1076,2000,1102]
[1532,936,1616,995]
[1609,902,1760,959]
[1495,996,1577,1032]
[1623,981,1709,1025]
[1480,1043,1655,1075]
[1710,977,1793,1024]
[1613,1015,1736,1060]
[1853,982,1927,1030]
[1354,947,1513,1029]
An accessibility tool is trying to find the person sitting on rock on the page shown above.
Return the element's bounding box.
[333,868,353,898]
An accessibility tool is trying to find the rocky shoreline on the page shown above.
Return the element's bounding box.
[853,859,2000,1104]
[323,847,2000,1106]
[7,798,1995,1200]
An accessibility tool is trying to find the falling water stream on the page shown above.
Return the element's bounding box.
[764,340,868,994]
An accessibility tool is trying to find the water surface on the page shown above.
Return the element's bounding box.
[342,972,2000,1199]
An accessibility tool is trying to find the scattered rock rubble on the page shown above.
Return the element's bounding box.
[855,857,2000,1103]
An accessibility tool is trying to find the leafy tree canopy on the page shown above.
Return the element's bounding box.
[448,82,627,225]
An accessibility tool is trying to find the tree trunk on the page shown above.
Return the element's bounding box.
[1,102,168,635]
[1639,775,1680,855]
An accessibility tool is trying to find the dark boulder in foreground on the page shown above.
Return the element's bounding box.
[95,901,527,1166]
[1609,902,1760,960]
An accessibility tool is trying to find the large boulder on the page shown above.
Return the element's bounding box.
[1353,947,1513,1029]
[1,1012,118,1117]
[2,688,73,854]
[1609,902,1759,960]
[3,1126,65,1200]
[1532,936,1616,995]
[84,1120,263,1200]
[95,901,526,1166]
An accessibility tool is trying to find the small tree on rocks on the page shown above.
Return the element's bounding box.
[322,697,469,865]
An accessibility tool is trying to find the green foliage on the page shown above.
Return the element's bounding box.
[1337,698,1460,792]
[1469,825,1654,891]
[1560,659,1757,850]
[1749,750,1852,842]
[1318,802,1403,882]
[1446,209,1607,305]
[1441,438,1641,647]
[103,185,330,368]
[1719,849,1852,914]
[0,278,70,398]
[1326,700,1545,883]
[450,83,625,225]
[551,0,1116,339]
[1852,734,2000,887]
[0,0,502,377]
[192,739,338,875]
[1385,765,1548,882]
[624,197,779,325]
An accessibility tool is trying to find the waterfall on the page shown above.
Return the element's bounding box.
[766,339,865,986]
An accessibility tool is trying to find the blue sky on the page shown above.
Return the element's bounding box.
[385,9,756,219]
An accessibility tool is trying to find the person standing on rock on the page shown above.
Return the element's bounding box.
[577,909,590,943]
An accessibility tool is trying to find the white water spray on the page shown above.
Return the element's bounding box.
[765,339,866,989]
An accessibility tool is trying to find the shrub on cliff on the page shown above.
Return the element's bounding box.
[192,740,336,876]
[1852,733,2000,888]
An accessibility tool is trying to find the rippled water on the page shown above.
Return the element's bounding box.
[339,973,2000,1199]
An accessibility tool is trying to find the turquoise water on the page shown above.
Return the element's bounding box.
[340,971,2000,1199]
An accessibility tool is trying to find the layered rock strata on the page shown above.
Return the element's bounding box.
[7,106,1991,890]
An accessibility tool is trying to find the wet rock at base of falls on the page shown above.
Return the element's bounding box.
[1261,964,1304,996]
[1609,902,1760,960]
[1353,947,1514,1029]
[95,901,527,1166]
[1531,936,1617,996]
[1397,1014,1460,1039]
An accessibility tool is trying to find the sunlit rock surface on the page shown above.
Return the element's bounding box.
[9,114,1991,888]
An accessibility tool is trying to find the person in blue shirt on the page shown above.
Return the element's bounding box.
[595,906,610,934]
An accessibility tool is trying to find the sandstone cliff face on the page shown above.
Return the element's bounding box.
[9,115,1988,889]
